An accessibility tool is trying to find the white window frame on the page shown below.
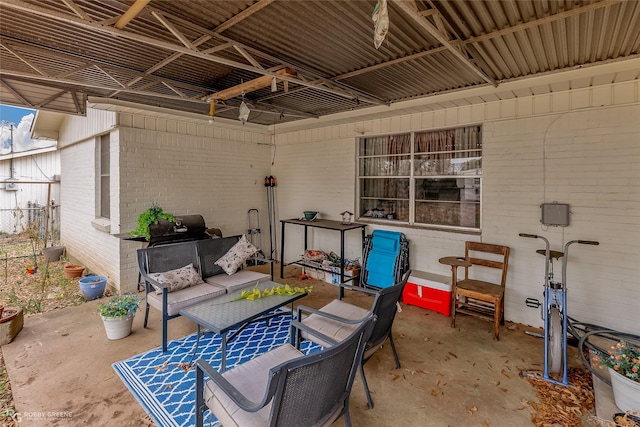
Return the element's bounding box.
[98,133,110,220]
[356,125,482,231]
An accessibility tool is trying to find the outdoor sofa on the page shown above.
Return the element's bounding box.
[137,235,273,351]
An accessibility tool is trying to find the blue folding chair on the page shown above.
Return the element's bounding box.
[361,230,410,289]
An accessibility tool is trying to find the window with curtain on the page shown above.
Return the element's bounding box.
[99,133,110,219]
[357,126,482,229]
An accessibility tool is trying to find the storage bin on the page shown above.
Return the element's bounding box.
[325,266,360,286]
[403,271,452,316]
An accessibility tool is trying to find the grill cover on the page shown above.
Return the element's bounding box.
[148,214,210,246]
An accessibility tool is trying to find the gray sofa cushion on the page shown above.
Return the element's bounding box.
[147,283,226,316]
[205,270,270,294]
[204,343,302,427]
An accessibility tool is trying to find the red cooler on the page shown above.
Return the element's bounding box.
[403,271,452,316]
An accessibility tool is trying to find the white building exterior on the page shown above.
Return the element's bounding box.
[0,146,60,235]
[40,60,640,335]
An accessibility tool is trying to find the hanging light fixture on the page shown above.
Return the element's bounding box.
[238,92,250,124]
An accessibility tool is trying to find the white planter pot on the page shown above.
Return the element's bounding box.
[609,367,640,412]
[101,314,134,340]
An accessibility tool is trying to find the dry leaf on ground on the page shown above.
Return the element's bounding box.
[525,368,595,427]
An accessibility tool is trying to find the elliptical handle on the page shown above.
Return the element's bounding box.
[519,233,539,238]
[577,240,599,245]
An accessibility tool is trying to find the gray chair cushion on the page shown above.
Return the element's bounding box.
[204,343,302,427]
[205,270,271,293]
[147,283,226,316]
[300,300,370,347]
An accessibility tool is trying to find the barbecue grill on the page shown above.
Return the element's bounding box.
[147,214,211,247]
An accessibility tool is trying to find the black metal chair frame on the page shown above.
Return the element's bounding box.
[137,241,202,352]
[195,312,376,427]
[294,270,410,409]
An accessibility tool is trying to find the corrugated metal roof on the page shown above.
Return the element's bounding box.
[0,0,638,125]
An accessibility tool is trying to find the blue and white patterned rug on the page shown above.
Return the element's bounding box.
[113,315,320,427]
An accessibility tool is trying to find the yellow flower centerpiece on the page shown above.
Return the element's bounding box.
[234,284,312,301]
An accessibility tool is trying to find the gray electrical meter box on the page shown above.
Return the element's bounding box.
[540,203,570,226]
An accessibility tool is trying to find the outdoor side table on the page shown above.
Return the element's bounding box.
[280,218,366,298]
[439,256,472,318]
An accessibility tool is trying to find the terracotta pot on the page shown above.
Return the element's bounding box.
[64,264,85,279]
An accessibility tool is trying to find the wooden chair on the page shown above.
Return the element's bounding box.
[451,242,510,340]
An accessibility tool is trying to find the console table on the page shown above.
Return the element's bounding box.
[280,218,366,297]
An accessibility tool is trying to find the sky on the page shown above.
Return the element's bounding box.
[0,104,57,155]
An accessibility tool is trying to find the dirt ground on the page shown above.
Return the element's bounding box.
[0,234,86,426]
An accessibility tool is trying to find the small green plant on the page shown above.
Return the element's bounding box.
[130,203,175,240]
[25,298,42,314]
[6,289,18,307]
[98,293,141,318]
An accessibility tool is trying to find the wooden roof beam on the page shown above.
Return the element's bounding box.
[114,0,151,29]
[206,68,297,101]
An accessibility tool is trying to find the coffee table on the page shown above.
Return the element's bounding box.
[179,282,307,371]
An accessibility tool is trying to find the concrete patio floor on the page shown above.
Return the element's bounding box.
[2,266,607,426]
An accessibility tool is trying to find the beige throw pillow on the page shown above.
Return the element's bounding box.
[214,235,259,275]
[148,263,204,294]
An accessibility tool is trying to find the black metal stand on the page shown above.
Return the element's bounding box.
[279,218,366,298]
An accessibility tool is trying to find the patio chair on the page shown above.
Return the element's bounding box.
[360,230,410,289]
[195,312,376,427]
[137,241,207,352]
[294,269,411,409]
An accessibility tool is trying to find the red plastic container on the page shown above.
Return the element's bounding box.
[403,271,452,316]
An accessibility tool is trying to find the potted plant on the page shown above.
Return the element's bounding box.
[130,203,175,240]
[97,293,141,340]
[593,340,640,411]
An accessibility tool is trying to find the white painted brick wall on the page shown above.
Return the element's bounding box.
[273,89,640,334]
[60,131,121,290]
[57,81,639,335]
[60,111,272,293]
[57,107,119,287]
[58,109,116,147]
[116,115,272,292]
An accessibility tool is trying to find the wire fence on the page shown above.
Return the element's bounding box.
[0,202,61,259]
